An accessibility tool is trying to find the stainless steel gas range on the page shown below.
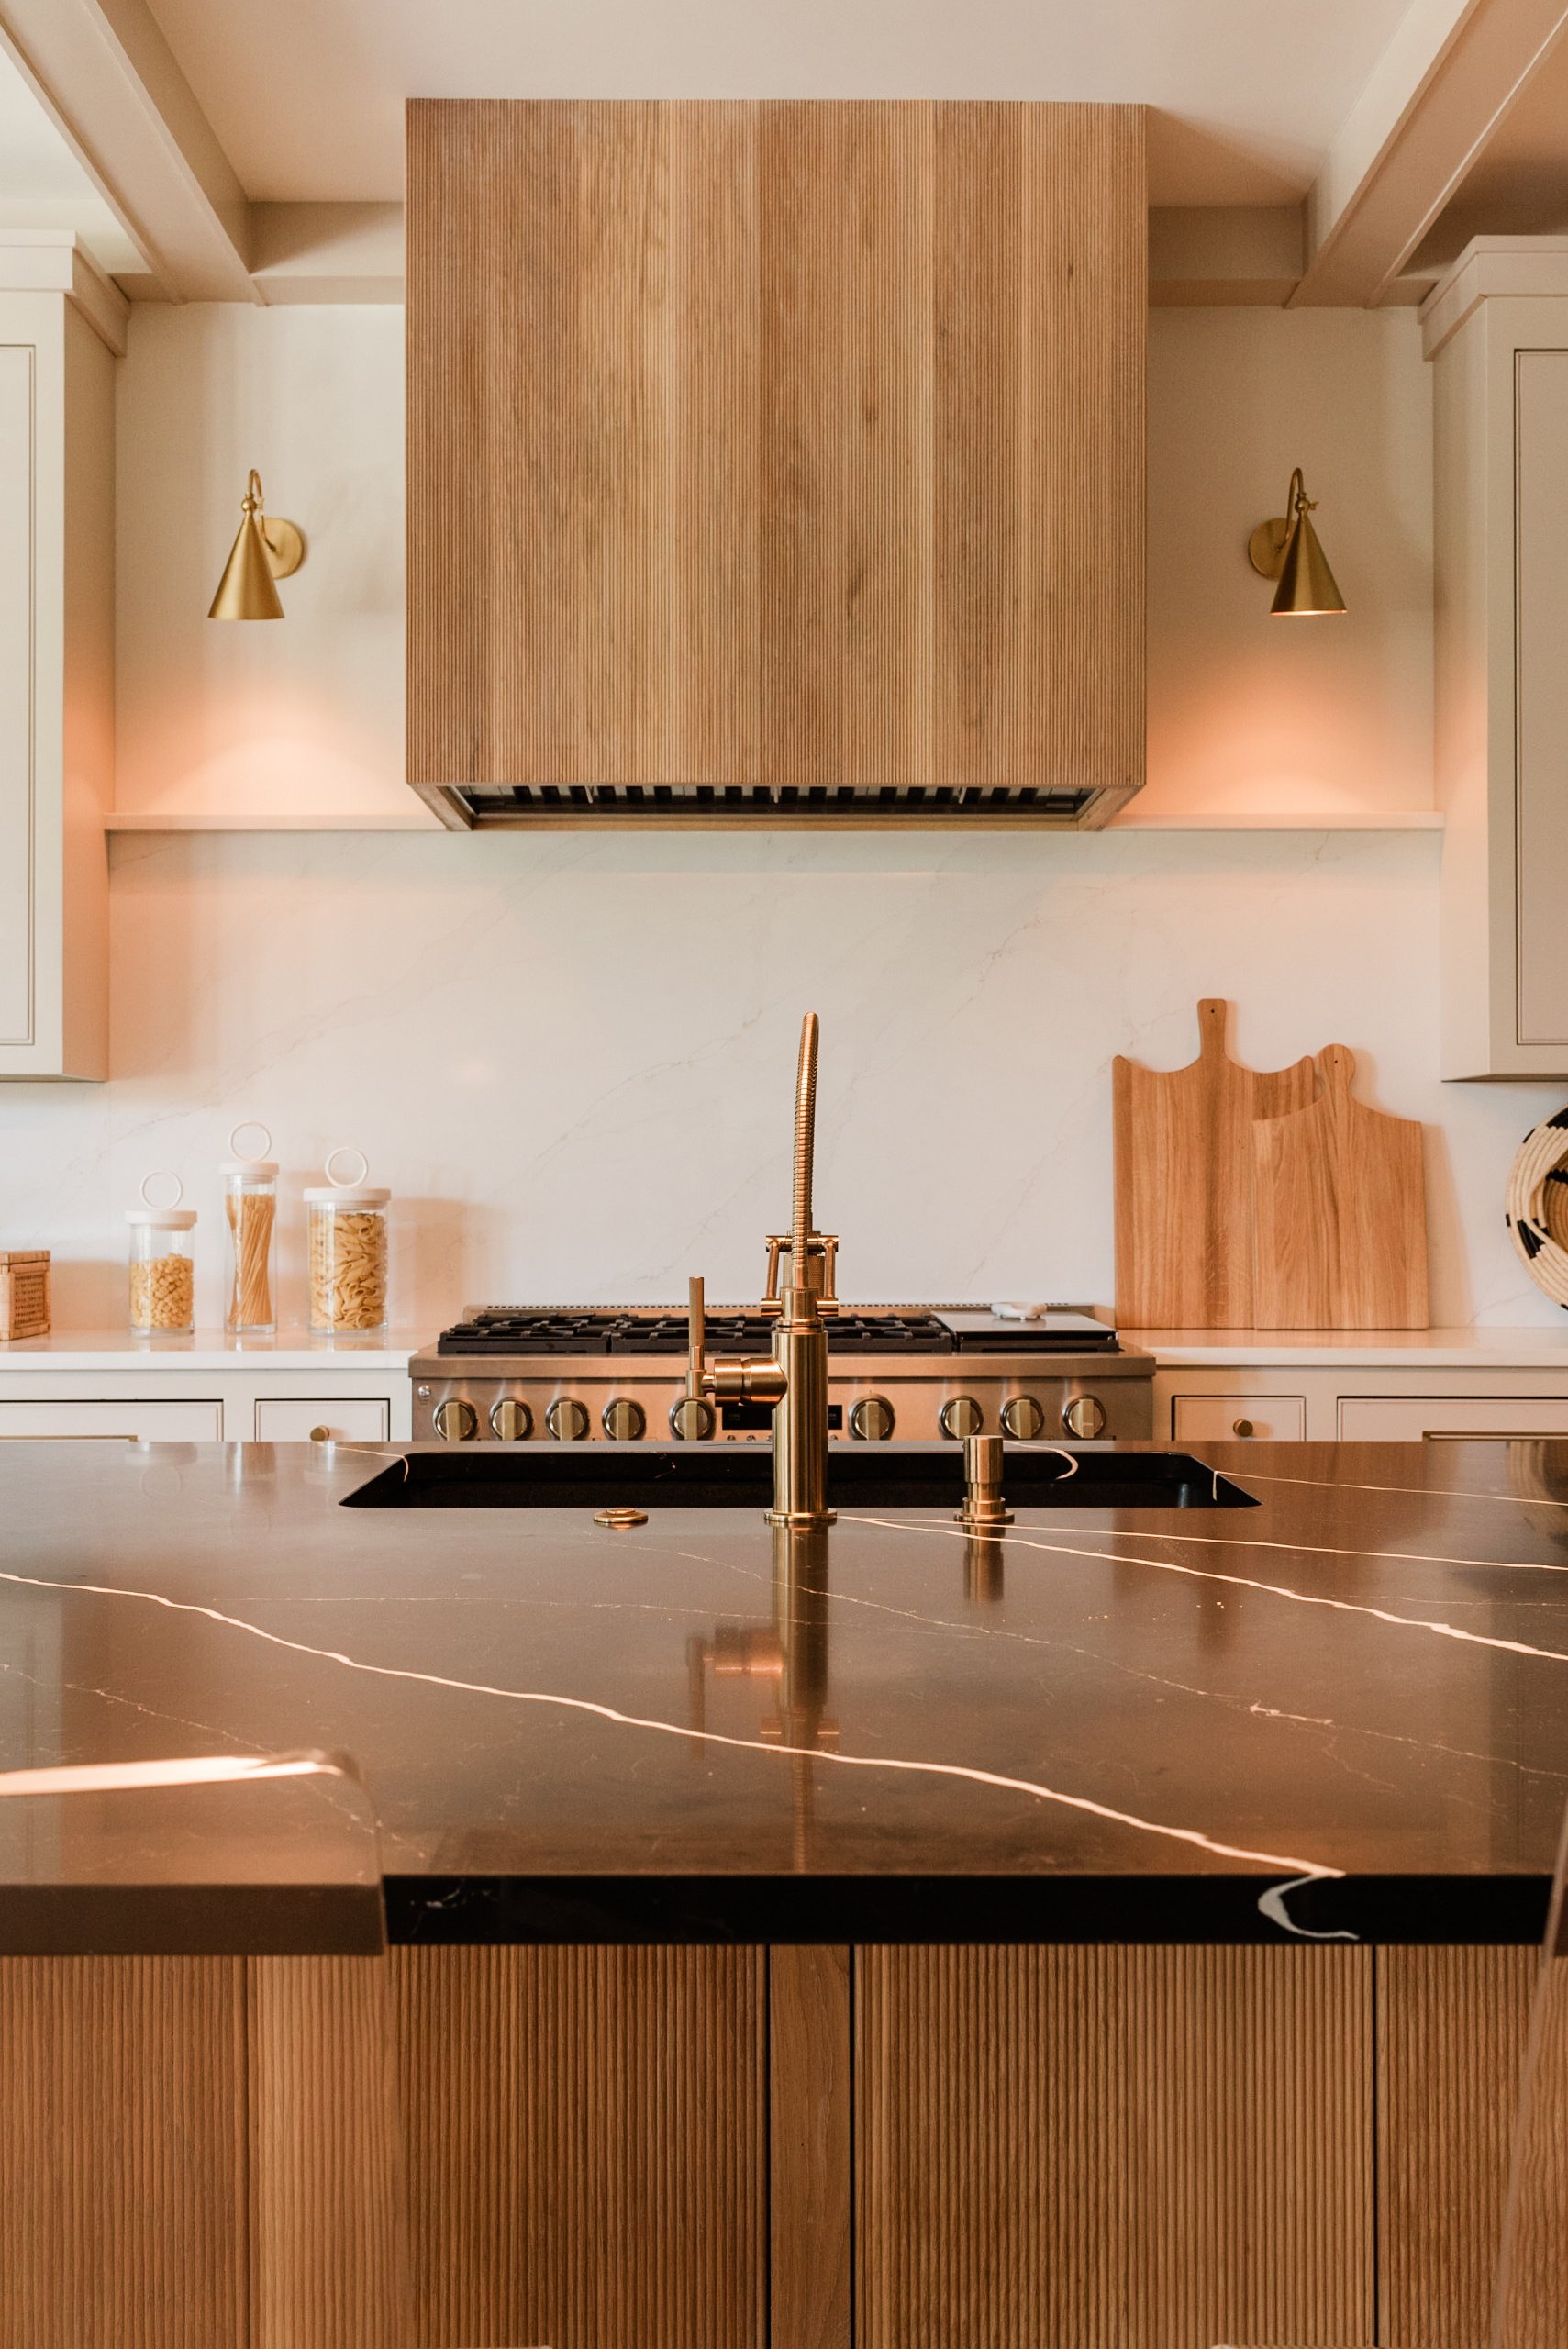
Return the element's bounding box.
[410,1305,1152,1445]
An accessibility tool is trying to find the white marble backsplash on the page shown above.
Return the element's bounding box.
[0,826,1561,1334]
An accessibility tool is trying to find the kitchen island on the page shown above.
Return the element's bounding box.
[2,1435,1563,2347]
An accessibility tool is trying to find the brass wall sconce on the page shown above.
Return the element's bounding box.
[207,469,306,620]
[1247,468,1346,616]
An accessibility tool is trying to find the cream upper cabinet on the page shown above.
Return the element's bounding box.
[0,239,121,1082]
[1428,241,1568,1078]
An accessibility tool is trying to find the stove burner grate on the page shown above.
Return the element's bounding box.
[432,1306,1121,1359]
[437,1308,962,1358]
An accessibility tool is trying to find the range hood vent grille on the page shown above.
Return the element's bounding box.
[418,779,1119,830]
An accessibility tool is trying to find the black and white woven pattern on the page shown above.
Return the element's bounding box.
[1506,1108,1568,1310]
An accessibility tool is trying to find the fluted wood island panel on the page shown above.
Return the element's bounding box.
[0,1946,1541,2347]
[406,99,1145,816]
[856,1945,1377,2349]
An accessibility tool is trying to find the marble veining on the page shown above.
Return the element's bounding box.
[845,1515,1568,1664]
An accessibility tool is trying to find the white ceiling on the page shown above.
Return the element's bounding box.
[140,0,1415,207]
[0,50,140,270]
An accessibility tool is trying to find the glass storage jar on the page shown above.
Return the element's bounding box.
[221,1120,278,1336]
[306,1150,389,1336]
[126,1174,196,1336]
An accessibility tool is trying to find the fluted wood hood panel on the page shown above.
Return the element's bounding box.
[407,100,1145,828]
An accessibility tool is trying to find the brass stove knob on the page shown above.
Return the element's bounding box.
[490,1397,533,1442]
[546,1397,591,1442]
[433,1397,478,1443]
[850,1394,896,1442]
[669,1395,716,1441]
[939,1395,984,1442]
[1062,1393,1107,1440]
[1001,1395,1045,1441]
[602,1397,647,1442]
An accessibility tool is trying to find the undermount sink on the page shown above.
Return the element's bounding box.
[342,1443,1257,1512]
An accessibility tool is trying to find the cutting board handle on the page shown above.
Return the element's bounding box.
[1317,1043,1355,1095]
[1196,998,1228,1059]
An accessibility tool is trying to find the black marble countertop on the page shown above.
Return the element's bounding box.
[2,1437,1566,1951]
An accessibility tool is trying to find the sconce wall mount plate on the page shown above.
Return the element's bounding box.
[208,469,306,621]
[1248,516,1293,579]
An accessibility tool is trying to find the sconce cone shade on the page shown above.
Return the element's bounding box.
[207,471,304,620]
[1272,504,1346,617]
[208,505,285,621]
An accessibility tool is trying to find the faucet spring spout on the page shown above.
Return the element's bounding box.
[793,1011,818,1275]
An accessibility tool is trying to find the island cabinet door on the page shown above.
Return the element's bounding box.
[852,1945,1375,2349]
[1375,1946,1536,2349]
[392,1945,769,2349]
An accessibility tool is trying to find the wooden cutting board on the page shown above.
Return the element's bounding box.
[1251,1044,1429,1329]
[1113,1000,1318,1328]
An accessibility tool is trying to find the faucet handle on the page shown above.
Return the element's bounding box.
[686,1275,706,1400]
[670,1277,716,1439]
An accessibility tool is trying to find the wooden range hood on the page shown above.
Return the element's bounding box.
[406,100,1145,829]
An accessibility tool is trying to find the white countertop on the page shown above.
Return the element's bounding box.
[0,1327,424,1372]
[3,1323,1567,1375]
[1124,1325,1568,1368]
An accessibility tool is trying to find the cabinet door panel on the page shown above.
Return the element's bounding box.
[0,1400,223,1440]
[855,1944,1373,2349]
[1338,1395,1568,1440]
[253,1398,390,1442]
[1377,1946,1535,2348]
[393,1946,767,2349]
[1515,349,1568,1048]
[0,344,34,1049]
[1173,1393,1307,1442]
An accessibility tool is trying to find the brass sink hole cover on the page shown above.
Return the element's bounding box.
[594,1506,649,1529]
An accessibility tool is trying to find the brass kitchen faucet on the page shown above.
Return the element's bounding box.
[686,1013,836,1530]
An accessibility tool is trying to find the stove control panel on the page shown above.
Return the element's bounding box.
[413,1366,1151,1445]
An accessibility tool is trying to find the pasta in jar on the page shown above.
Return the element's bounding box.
[306,1155,389,1335]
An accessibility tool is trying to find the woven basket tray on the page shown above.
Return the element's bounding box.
[0,1252,50,1341]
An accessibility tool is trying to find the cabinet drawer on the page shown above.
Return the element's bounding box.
[0,1400,224,1440]
[1173,1394,1307,1443]
[1338,1397,1568,1442]
[253,1398,391,1442]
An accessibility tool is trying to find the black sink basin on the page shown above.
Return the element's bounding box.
[342,1443,1256,1511]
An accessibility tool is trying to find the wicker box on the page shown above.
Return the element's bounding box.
[0,1252,50,1340]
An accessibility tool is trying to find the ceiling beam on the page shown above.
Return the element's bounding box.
[1149,206,1303,306]
[0,0,255,302]
[250,204,404,306]
[1293,0,1568,306]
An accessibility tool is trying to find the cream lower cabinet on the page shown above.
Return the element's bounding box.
[1337,1394,1568,1440]
[1152,1348,1568,1442]
[252,1397,391,1442]
[0,1399,222,1441]
[0,1369,411,1441]
[1172,1393,1307,1443]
